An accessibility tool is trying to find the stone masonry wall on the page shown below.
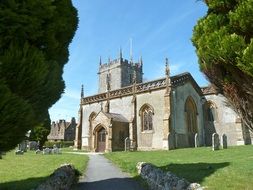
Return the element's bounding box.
[136,162,203,190]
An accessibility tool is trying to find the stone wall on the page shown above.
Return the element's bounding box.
[112,122,129,151]
[136,162,203,190]
[204,94,245,146]
[36,164,79,190]
[136,89,166,150]
[172,82,205,148]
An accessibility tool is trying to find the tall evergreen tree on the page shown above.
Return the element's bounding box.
[0,0,78,151]
[192,0,253,130]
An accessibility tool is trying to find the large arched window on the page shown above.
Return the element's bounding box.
[204,101,217,122]
[139,104,154,131]
[185,96,198,133]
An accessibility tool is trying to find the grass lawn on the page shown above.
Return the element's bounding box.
[60,147,88,153]
[105,145,253,190]
[0,150,88,190]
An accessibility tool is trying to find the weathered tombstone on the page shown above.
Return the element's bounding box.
[29,141,38,150]
[43,148,51,155]
[15,150,24,155]
[52,147,61,154]
[212,133,219,151]
[194,133,199,148]
[18,141,27,152]
[221,134,228,149]
[35,149,41,154]
[125,137,130,151]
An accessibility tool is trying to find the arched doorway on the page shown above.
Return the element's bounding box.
[96,127,106,152]
[185,96,198,147]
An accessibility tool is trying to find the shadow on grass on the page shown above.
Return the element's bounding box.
[158,162,230,183]
[0,176,47,190]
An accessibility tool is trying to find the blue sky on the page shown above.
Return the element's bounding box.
[49,0,208,122]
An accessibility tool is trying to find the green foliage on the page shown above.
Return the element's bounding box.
[0,0,78,151]
[0,150,88,190]
[105,146,253,189]
[29,122,50,149]
[192,0,253,129]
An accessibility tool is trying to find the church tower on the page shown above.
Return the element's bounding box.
[98,49,143,93]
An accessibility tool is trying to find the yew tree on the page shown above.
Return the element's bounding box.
[192,0,253,130]
[0,0,78,151]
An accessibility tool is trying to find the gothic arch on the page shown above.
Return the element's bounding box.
[139,103,154,131]
[88,112,97,149]
[184,96,198,134]
[139,103,154,116]
[204,101,218,122]
[93,124,107,152]
[185,96,198,147]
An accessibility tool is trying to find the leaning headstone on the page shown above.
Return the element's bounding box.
[194,133,199,148]
[212,133,219,151]
[221,134,228,149]
[125,137,130,151]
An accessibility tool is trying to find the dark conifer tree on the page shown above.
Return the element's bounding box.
[0,0,78,151]
[192,0,253,130]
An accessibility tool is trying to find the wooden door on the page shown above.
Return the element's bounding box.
[97,128,106,152]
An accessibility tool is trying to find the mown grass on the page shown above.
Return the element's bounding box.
[105,145,253,190]
[0,150,88,190]
[60,147,88,153]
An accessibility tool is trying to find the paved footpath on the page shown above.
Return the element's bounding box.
[75,153,144,190]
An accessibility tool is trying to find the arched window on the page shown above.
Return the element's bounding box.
[185,96,198,133]
[205,101,217,122]
[140,104,154,131]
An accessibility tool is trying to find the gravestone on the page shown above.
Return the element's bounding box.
[43,148,52,155]
[52,147,61,154]
[35,149,41,154]
[194,133,199,148]
[15,150,24,155]
[212,133,219,151]
[221,134,228,149]
[18,141,27,152]
[125,137,130,151]
[29,141,38,150]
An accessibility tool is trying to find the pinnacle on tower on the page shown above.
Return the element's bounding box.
[99,56,102,66]
[139,56,143,67]
[119,47,122,60]
[81,84,84,98]
[165,58,170,77]
[133,69,137,84]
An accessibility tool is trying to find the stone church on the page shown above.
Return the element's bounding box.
[74,51,252,152]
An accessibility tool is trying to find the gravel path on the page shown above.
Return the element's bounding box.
[75,153,144,190]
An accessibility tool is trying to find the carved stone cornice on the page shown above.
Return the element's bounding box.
[81,72,202,105]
